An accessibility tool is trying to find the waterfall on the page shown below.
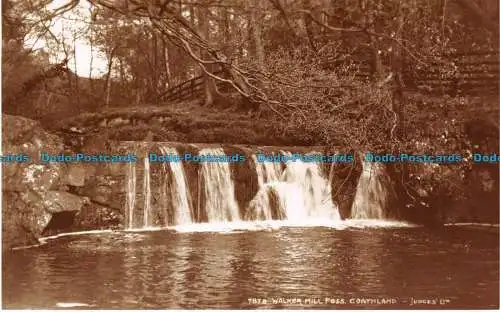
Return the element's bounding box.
[249,182,304,220]
[199,148,240,222]
[248,151,341,222]
[159,146,193,225]
[248,155,283,220]
[281,152,340,220]
[143,156,152,227]
[351,161,393,220]
[121,142,407,230]
[125,162,136,229]
[254,156,282,187]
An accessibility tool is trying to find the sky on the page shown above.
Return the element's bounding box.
[24,0,109,78]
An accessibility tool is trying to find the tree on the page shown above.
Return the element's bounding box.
[4,0,498,150]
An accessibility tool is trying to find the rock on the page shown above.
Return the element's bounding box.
[1,114,85,249]
[1,114,39,144]
[329,152,363,219]
[72,202,124,230]
[225,146,258,217]
[75,175,125,211]
[2,191,52,249]
[64,164,87,187]
[22,163,62,192]
[42,191,86,214]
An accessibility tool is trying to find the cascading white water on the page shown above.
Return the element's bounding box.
[254,157,282,187]
[125,162,136,229]
[248,155,284,220]
[159,146,193,225]
[123,144,409,231]
[351,161,390,219]
[249,151,341,222]
[143,156,152,227]
[282,152,340,220]
[254,155,266,187]
[123,143,407,230]
[199,148,241,222]
[281,152,341,221]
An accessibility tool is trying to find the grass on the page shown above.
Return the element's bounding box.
[53,99,308,146]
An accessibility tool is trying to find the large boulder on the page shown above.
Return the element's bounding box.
[328,151,363,219]
[42,191,86,213]
[2,191,52,248]
[2,114,84,249]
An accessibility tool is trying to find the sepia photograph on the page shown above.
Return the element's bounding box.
[1,0,499,309]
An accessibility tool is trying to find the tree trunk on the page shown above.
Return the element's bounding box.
[162,38,171,88]
[89,25,94,94]
[390,1,406,142]
[72,34,80,109]
[367,6,383,81]
[249,0,265,70]
[303,0,317,52]
[222,6,232,56]
[151,30,159,104]
[197,5,215,106]
[104,48,115,108]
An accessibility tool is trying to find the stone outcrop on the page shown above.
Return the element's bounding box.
[2,114,83,249]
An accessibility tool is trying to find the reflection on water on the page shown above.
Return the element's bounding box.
[3,226,499,309]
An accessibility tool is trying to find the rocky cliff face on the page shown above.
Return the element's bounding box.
[2,115,127,249]
[2,115,86,249]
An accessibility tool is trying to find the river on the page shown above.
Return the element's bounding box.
[3,223,499,309]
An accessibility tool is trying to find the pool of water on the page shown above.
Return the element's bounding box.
[2,223,499,309]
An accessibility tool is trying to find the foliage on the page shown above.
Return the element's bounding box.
[2,0,498,146]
